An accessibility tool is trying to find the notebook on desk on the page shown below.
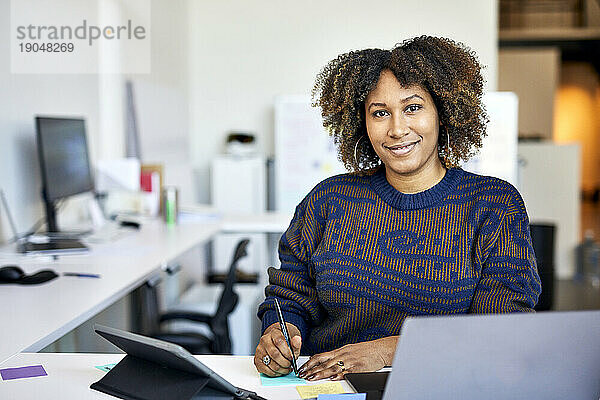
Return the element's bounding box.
[346,311,600,400]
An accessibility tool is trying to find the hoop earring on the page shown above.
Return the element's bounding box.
[353,136,365,169]
[438,126,452,166]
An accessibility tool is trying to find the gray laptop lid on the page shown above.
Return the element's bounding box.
[383,311,600,400]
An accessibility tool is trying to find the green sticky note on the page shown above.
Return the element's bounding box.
[94,363,116,373]
[260,372,306,386]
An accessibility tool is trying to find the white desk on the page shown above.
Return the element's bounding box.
[0,211,291,365]
[0,353,356,399]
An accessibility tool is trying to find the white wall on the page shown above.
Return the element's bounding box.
[126,0,195,203]
[0,0,101,240]
[188,0,499,202]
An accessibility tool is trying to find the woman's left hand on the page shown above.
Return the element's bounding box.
[297,336,398,381]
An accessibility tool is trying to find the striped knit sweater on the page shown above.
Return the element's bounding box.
[258,167,541,355]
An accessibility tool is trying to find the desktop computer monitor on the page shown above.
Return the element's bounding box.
[35,116,94,232]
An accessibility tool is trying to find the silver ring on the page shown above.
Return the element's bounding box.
[262,355,271,366]
[337,360,345,372]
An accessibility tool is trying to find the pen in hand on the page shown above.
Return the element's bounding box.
[274,298,299,375]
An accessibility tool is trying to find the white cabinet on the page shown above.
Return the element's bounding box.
[518,142,581,279]
[209,155,268,354]
[210,154,268,276]
[211,155,266,213]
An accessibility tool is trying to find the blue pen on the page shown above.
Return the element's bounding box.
[274,298,299,375]
[63,272,101,278]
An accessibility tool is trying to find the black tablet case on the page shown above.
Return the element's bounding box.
[90,355,234,400]
[345,371,390,400]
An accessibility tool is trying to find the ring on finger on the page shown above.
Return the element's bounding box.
[337,360,346,372]
[262,355,271,366]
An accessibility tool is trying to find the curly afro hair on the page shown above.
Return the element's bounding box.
[312,36,488,172]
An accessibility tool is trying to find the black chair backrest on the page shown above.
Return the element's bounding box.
[210,238,249,353]
[530,223,556,311]
[138,274,163,334]
[212,238,250,327]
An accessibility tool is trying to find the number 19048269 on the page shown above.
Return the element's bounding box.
[19,42,74,52]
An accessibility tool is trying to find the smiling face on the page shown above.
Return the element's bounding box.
[365,69,445,192]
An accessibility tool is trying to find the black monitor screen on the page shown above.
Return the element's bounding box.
[36,117,94,202]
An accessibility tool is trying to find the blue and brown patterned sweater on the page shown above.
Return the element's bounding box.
[258,167,541,355]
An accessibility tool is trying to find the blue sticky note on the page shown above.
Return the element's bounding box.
[260,372,306,386]
[317,394,366,400]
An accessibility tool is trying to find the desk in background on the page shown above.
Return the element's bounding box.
[0,211,292,364]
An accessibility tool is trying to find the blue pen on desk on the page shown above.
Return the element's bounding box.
[274,298,299,375]
[63,273,101,278]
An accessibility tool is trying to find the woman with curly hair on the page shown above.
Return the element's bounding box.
[254,36,541,381]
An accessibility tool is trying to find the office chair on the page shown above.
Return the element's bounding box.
[530,223,555,311]
[141,238,250,354]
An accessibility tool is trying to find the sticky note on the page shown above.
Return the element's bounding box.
[318,394,366,400]
[296,381,346,399]
[94,363,117,372]
[0,365,47,380]
[260,372,306,386]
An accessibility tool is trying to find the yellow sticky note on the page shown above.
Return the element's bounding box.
[296,382,346,399]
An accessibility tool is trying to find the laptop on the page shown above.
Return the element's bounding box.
[346,311,600,400]
[1,189,88,255]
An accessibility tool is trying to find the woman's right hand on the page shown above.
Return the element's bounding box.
[254,322,302,376]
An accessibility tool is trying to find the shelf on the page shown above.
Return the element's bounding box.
[500,27,600,42]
